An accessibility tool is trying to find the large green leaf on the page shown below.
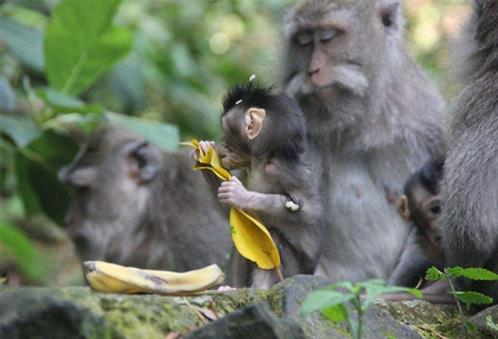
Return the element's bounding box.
[0,17,45,73]
[0,218,43,282]
[447,267,498,281]
[0,115,42,147]
[44,0,133,96]
[15,131,79,225]
[301,290,355,316]
[106,112,179,151]
[451,291,494,309]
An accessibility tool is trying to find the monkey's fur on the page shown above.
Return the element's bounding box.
[59,125,231,271]
[440,0,498,304]
[216,84,324,289]
[282,0,445,284]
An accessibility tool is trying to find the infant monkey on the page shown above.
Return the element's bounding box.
[397,158,445,269]
[198,83,324,289]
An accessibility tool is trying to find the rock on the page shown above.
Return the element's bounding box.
[458,304,498,338]
[185,303,304,339]
[1,276,494,338]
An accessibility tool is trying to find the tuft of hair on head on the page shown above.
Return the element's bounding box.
[404,158,444,196]
[222,82,274,115]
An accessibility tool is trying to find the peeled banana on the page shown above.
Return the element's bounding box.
[84,261,225,295]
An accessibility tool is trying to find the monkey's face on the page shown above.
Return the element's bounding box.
[219,108,260,170]
[398,183,441,234]
[59,127,160,259]
[284,1,400,101]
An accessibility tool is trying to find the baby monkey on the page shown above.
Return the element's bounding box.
[197,83,324,289]
[389,158,452,302]
[397,158,445,269]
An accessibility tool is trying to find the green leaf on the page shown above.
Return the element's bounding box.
[0,218,42,282]
[15,131,79,225]
[446,267,498,281]
[106,112,179,151]
[44,0,133,96]
[362,281,422,309]
[0,115,42,147]
[301,290,355,316]
[321,304,348,324]
[43,112,105,136]
[0,77,16,112]
[451,291,494,309]
[426,266,445,281]
[0,17,45,73]
[37,87,103,115]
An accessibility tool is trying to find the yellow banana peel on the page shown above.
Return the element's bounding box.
[84,261,225,295]
[182,140,281,270]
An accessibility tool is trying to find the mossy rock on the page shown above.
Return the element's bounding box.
[1,276,495,338]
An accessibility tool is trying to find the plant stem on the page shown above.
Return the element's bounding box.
[445,270,464,317]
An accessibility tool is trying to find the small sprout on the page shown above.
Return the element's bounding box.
[285,200,300,212]
[249,74,256,82]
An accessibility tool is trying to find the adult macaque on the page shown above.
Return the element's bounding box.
[196,83,324,289]
[282,0,445,284]
[59,125,231,271]
[440,0,498,304]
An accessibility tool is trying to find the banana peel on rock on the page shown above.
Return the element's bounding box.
[84,261,225,295]
[181,140,281,272]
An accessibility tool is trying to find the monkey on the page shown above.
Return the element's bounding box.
[195,83,324,289]
[439,0,498,305]
[59,124,232,272]
[384,158,453,302]
[281,0,446,285]
[397,158,445,270]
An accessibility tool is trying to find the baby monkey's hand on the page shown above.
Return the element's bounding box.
[218,177,250,209]
[190,140,216,162]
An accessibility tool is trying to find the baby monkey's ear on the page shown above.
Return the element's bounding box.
[396,195,411,223]
[245,108,266,140]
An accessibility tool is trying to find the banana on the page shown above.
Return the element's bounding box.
[84,261,225,295]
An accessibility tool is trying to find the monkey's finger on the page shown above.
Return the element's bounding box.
[230,176,241,184]
[199,140,216,154]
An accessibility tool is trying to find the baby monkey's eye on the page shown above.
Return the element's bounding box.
[296,31,313,46]
[430,205,441,215]
[318,29,337,43]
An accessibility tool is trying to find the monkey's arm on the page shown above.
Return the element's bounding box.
[218,177,302,218]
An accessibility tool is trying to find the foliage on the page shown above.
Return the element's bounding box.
[426,266,498,312]
[301,279,421,339]
[0,0,473,286]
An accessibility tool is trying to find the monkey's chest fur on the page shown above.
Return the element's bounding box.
[311,148,419,282]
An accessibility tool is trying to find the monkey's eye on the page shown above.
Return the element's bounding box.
[295,31,313,46]
[430,205,441,215]
[318,29,337,43]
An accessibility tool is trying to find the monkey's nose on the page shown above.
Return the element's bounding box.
[58,166,71,183]
[308,66,320,76]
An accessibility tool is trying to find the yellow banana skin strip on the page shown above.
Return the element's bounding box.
[182,140,281,270]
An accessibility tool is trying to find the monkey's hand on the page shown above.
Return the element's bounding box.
[190,140,216,162]
[218,177,251,209]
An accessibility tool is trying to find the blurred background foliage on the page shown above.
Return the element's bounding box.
[0,0,470,286]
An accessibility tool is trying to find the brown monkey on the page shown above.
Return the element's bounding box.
[282,0,446,284]
[440,0,498,305]
[59,125,231,271]
[197,83,324,289]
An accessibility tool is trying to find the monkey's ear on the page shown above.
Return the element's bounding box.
[125,141,160,184]
[380,2,400,30]
[59,165,97,187]
[396,195,411,222]
[245,108,266,140]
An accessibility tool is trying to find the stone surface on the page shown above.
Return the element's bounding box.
[185,303,304,339]
[1,276,495,339]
